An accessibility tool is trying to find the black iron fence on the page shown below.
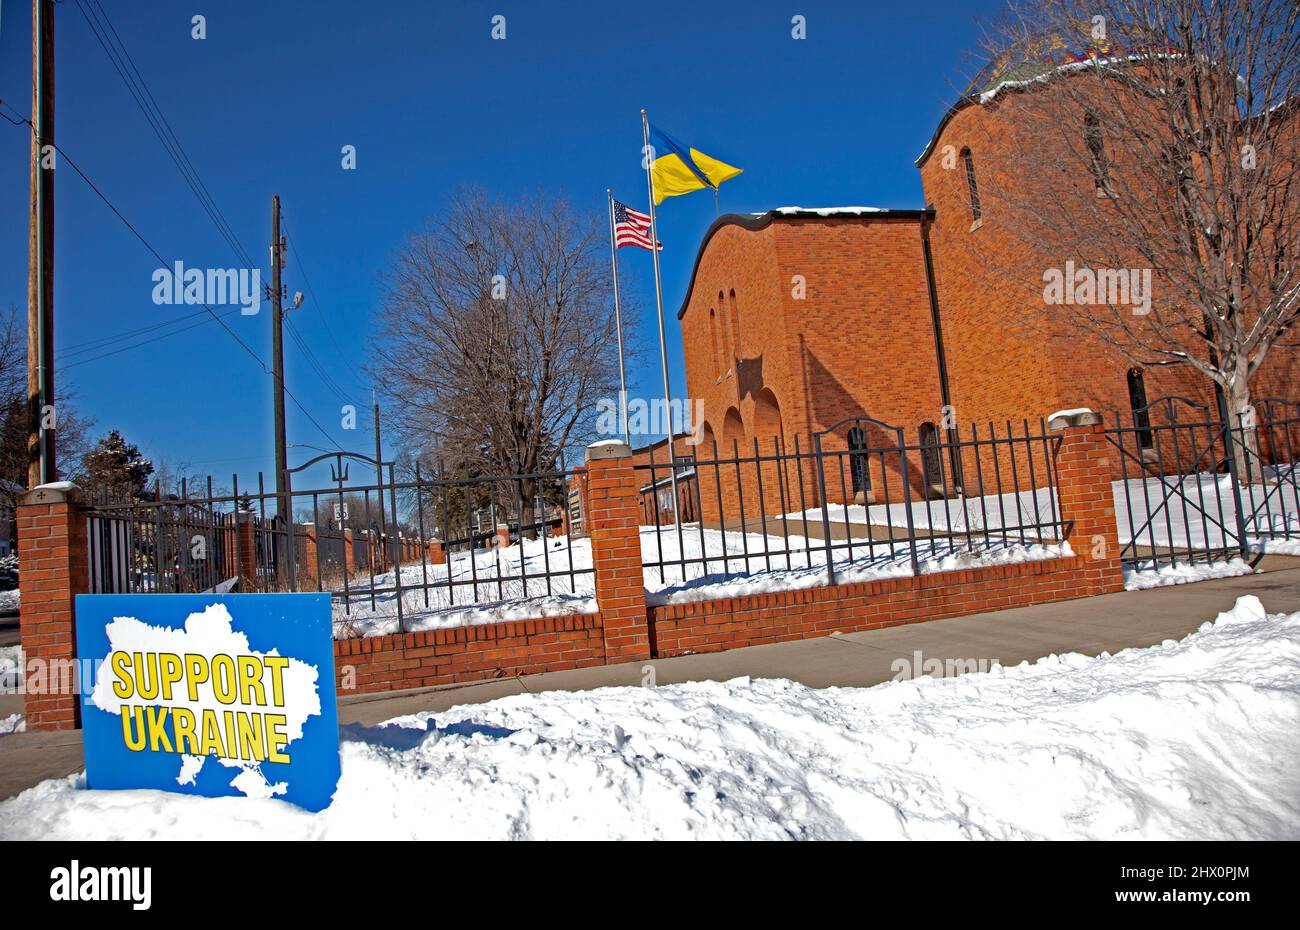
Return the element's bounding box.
[1105,396,1300,570]
[84,453,591,636]
[637,416,1066,595]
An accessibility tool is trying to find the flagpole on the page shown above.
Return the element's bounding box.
[606,189,631,447]
[642,108,682,527]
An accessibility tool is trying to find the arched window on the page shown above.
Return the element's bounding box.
[1085,112,1110,192]
[847,427,872,497]
[1127,368,1153,449]
[961,148,981,224]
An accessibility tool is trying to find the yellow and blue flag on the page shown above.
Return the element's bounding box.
[648,124,743,205]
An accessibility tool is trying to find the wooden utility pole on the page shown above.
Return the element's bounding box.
[27,0,56,487]
[373,396,388,567]
[270,195,288,522]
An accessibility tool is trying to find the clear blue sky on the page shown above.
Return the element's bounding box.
[0,0,1000,486]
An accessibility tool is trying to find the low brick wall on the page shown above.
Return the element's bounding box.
[333,612,606,695]
[649,555,1114,656]
[17,419,1127,729]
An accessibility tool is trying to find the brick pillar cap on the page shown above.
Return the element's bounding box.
[1048,409,1103,431]
[20,481,81,505]
[585,440,631,463]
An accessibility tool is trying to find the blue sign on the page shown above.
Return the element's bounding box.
[75,594,341,812]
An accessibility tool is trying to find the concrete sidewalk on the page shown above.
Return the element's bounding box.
[2,565,1298,801]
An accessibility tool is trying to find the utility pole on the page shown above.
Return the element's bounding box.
[373,394,388,569]
[27,0,56,488]
[270,195,288,523]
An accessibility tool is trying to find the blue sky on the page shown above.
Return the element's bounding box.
[0,0,1000,485]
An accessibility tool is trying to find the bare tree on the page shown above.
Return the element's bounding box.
[0,305,93,516]
[969,0,1299,470]
[371,188,631,533]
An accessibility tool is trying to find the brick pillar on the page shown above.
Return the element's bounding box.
[17,484,89,731]
[585,442,650,662]
[235,513,258,591]
[343,528,355,575]
[495,523,509,549]
[301,524,319,583]
[1050,412,1125,596]
[428,540,446,565]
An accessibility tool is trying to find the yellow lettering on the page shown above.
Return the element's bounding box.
[157,653,183,701]
[172,706,199,754]
[121,704,146,751]
[263,656,289,706]
[133,652,159,700]
[211,655,237,705]
[145,705,173,752]
[184,654,209,701]
[199,708,225,757]
[265,714,290,763]
[235,711,265,762]
[237,655,266,706]
[110,651,134,699]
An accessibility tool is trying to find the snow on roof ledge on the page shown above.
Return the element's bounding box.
[773,206,887,216]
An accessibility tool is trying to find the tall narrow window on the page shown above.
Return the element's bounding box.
[718,291,731,365]
[847,427,872,498]
[1085,112,1110,192]
[1127,368,1154,450]
[919,422,943,491]
[961,148,981,224]
[728,289,741,354]
[709,308,721,376]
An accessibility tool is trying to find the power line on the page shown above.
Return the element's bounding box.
[0,104,344,451]
[76,0,366,426]
[74,0,255,269]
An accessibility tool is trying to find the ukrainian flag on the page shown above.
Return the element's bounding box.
[649,124,743,205]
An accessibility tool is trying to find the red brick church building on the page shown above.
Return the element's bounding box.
[674,58,1299,503]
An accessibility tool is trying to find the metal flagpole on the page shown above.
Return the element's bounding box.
[641,108,682,531]
[606,189,631,447]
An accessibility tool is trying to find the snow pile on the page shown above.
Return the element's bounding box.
[0,714,24,736]
[3,595,1298,840]
[0,645,21,692]
[1124,558,1253,591]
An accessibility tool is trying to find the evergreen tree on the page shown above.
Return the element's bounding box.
[81,430,154,503]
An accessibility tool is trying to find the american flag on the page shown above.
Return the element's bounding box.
[613,198,662,251]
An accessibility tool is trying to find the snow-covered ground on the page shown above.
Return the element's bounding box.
[1123,558,1254,591]
[0,644,21,693]
[331,526,1069,637]
[2,595,1296,840]
[0,646,23,736]
[790,486,1060,540]
[789,474,1300,558]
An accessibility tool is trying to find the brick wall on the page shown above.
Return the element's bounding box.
[334,613,604,695]
[17,426,1127,728]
